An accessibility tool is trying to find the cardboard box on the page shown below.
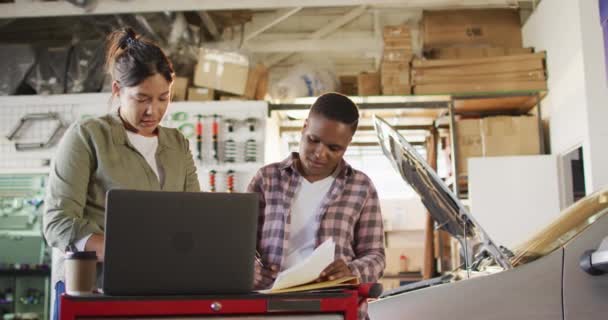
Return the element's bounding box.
[413,80,547,95]
[187,87,215,101]
[339,75,358,96]
[422,9,522,49]
[171,77,189,101]
[193,48,249,95]
[427,47,533,60]
[455,116,540,177]
[383,49,413,63]
[381,62,410,84]
[412,70,545,85]
[384,38,412,50]
[456,119,483,177]
[412,52,545,69]
[255,66,269,100]
[244,63,268,100]
[357,72,381,96]
[482,116,540,156]
[412,59,544,77]
[382,85,411,95]
[383,24,410,38]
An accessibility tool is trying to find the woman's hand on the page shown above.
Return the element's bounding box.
[85,234,105,262]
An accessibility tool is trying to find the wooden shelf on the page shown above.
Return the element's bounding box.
[270,91,546,116]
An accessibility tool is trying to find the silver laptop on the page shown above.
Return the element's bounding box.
[102,189,258,296]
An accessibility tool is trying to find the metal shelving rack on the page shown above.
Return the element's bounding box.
[269,90,546,199]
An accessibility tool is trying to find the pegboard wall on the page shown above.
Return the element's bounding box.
[164,101,267,193]
[0,94,268,193]
[0,94,109,170]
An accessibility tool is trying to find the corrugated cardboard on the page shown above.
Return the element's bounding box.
[193,48,249,95]
[244,63,268,99]
[171,77,189,101]
[412,59,544,77]
[482,116,540,156]
[412,70,545,85]
[414,80,547,95]
[456,116,540,177]
[357,72,381,96]
[383,49,413,62]
[382,85,411,95]
[383,24,410,38]
[339,75,358,96]
[427,47,533,60]
[422,9,523,49]
[187,87,215,101]
[456,119,483,176]
[255,66,269,100]
[384,38,412,50]
[413,52,545,68]
[381,62,410,85]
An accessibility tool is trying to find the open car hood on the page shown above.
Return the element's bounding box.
[373,115,512,270]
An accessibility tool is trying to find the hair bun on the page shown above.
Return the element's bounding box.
[119,28,138,49]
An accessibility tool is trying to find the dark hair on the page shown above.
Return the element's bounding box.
[105,28,174,87]
[309,92,359,133]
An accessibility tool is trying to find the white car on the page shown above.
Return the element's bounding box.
[369,116,608,320]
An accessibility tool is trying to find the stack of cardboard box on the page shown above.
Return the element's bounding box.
[412,52,547,94]
[381,24,412,95]
[413,9,547,95]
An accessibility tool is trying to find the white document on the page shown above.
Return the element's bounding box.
[268,238,335,291]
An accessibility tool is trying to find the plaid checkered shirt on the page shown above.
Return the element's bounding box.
[247,153,385,318]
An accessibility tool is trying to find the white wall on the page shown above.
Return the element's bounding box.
[468,156,561,249]
[579,0,608,191]
[523,0,608,196]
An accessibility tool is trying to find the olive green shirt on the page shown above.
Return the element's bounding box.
[43,113,199,283]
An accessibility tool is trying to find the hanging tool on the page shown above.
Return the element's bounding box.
[224,139,237,163]
[209,170,217,192]
[243,117,258,163]
[212,114,220,164]
[223,119,237,163]
[226,170,235,193]
[195,114,203,163]
[245,117,257,132]
[6,112,65,151]
[245,139,257,162]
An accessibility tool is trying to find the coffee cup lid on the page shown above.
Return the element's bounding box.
[65,251,97,260]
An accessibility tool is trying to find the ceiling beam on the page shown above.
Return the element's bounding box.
[243,7,302,42]
[265,5,368,67]
[0,0,519,19]
[198,11,221,41]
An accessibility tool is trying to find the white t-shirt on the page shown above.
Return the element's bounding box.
[126,130,162,184]
[74,130,162,251]
[282,175,335,270]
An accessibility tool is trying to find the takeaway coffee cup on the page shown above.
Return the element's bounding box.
[65,251,97,295]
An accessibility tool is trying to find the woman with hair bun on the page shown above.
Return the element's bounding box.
[43,28,200,319]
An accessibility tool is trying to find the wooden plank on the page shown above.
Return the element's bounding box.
[427,47,533,60]
[412,52,546,68]
[454,95,543,114]
[415,81,547,95]
[412,59,544,77]
[412,70,546,85]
